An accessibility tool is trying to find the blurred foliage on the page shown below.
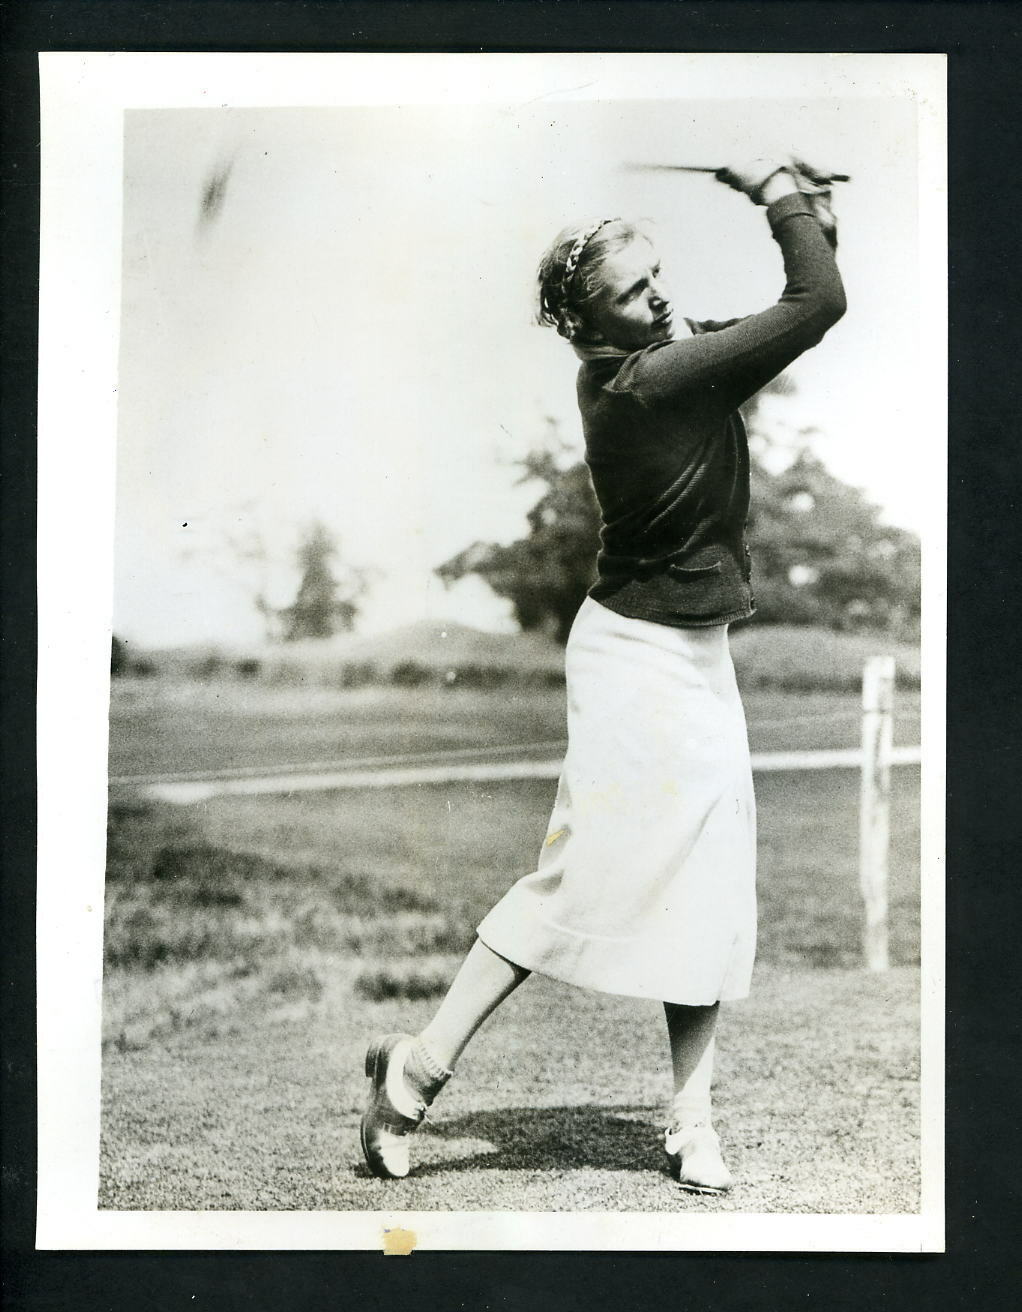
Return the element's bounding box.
[279,520,365,641]
[437,447,601,643]
[177,509,372,643]
[747,448,920,635]
[354,959,453,1002]
[437,396,920,644]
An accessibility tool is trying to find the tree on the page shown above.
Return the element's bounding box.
[437,447,601,643]
[746,448,920,633]
[438,394,920,643]
[280,521,366,641]
[741,376,919,634]
[180,506,372,643]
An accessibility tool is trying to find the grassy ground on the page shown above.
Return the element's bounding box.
[100,960,919,1214]
[100,644,922,1214]
[108,682,920,780]
[100,770,920,1212]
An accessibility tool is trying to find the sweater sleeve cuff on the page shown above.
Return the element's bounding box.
[765,189,817,230]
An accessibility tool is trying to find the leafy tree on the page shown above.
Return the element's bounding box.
[747,449,920,633]
[741,375,919,633]
[438,391,919,643]
[180,507,372,642]
[437,447,601,643]
[280,521,366,641]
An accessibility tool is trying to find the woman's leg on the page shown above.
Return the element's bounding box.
[663,1001,719,1127]
[662,1001,732,1193]
[361,940,529,1178]
[418,938,530,1071]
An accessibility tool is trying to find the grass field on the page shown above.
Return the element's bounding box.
[108,682,920,781]
[100,627,923,1214]
[100,961,919,1214]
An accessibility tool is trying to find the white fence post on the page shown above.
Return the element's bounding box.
[859,655,895,971]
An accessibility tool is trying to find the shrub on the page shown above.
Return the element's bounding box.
[150,843,288,886]
[353,958,453,1003]
[339,661,378,689]
[263,963,324,1002]
[390,660,432,688]
[443,663,507,690]
[440,663,565,690]
[148,843,275,909]
[328,870,441,917]
[342,911,473,958]
[191,651,227,680]
[104,902,222,970]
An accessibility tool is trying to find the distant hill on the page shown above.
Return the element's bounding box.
[307,620,564,674]
[262,620,565,678]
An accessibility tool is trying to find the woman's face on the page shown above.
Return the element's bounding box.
[585,237,675,350]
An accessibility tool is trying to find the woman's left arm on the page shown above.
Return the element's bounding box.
[614,188,846,411]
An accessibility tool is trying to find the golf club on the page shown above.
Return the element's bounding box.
[624,163,850,183]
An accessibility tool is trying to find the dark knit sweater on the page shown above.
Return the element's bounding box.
[579,190,847,627]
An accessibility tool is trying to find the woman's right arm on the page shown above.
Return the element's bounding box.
[615,176,847,411]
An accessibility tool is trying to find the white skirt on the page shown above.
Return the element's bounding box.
[476,597,757,1005]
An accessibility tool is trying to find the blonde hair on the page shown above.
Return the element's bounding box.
[536,218,644,342]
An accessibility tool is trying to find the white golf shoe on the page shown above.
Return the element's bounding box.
[664,1122,734,1195]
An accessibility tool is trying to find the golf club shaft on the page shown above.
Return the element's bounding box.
[627,163,851,183]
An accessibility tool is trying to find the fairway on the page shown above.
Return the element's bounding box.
[100,962,919,1214]
[100,678,922,1214]
[174,768,921,968]
[108,679,920,780]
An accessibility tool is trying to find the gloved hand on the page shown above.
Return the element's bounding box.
[785,155,842,249]
[714,157,791,203]
[788,155,845,187]
[717,152,841,249]
[786,166,837,250]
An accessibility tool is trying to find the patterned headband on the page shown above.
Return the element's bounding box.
[559,217,621,305]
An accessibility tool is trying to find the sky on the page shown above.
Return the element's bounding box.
[113,90,933,647]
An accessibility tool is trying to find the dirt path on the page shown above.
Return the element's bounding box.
[100,963,919,1215]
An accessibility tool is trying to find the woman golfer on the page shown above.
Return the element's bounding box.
[361,155,846,1193]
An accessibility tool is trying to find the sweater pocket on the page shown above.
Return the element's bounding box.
[666,560,723,580]
[595,560,732,622]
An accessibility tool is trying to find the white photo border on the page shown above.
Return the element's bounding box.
[36,50,946,1253]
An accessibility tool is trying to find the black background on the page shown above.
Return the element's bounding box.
[2,3,1019,1309]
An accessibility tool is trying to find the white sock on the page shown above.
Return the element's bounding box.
[669,1092,713,1130]
[410,1034,453,1082]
